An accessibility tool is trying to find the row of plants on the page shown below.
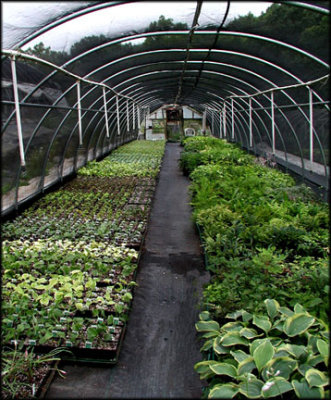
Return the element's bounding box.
[2,140,165,398]
[78,140,165,178]
[179,136,329,398]
[2,213,148,247]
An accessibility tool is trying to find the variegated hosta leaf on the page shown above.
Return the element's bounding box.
[237,357,256,375]
[252,315,272,333]
[240,327,262,339]
[264,299,280,320]
[195,320,220,332]
[316,339,329,366]
[230,349,251,363]
[250,338,269,356]
[253,340,275,372]
[200,339,213,352]
[213,336,230,355]
[226,310,245,320]
[208,383,239,399]
[221,332,249,347]
[239,377,264,399]
[283,313,315,337]
[292,380,324,398]
[199,310,211,321]
[194,360,218,380]
[305,368,329,387]
[210,362,237,378]
[261,377,293,398]
[262,356,298,380]
[221,321,244,332]
[276,343,307,359]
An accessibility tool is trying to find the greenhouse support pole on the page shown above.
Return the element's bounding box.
[249,97,253,148]
[223,102,227,138]
[138,106,141,134]
[102,87,109,138]
[211,109,214,135]
[219,110,222,138]
[309,88,314,163]
[202,110,206,135]
[133,102,136,130]
[116,95,121,136]
[271,91,275,154]
[10,56,26,167]
[126,99,129,132]
[76,81,83,145]
[231,98,235,140]
[144,107,147,139]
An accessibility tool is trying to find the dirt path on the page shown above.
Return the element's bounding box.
[46,142,209,399]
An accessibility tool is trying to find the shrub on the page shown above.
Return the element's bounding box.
[195,300,329,399]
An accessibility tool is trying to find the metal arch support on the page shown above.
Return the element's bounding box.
[35,28,328,74]
[219,110,222,138]
[308,88,314,163]
[116,95,121,136]
[137,105,141,134]
[223,102,227,138]
[92,92,154,157]
[205,87,294,168]
[121,76,308,167]
[7,0,328,52]
[71,48,327,106]
[126,99,130,132]
[2,57,330,197]
[132,102,136,130]
[3,26,328,181]
[76,80,83,145]
[65,52,329,116]
[3,23,329,133]
[10,55,26,168]
[249,98,253,148]
[103,86,110,138]
[231,98,235,140]
[2,47,327,138]
[270,91,275,154]
[273,1,329,14]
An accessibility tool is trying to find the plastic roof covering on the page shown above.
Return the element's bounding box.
[1,1,330,214]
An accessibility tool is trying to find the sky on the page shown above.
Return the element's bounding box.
[2,1,272,51]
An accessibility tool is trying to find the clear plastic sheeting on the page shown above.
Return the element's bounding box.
[1,1,330,214]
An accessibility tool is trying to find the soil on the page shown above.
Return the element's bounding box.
[46,143,210,399]
[2,363,51,400]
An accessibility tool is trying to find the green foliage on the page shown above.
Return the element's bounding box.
[181,137,329,324]
[195,301,329,399]
[2,139,165,368]
[78,140,165,178]
[183,137,329,396]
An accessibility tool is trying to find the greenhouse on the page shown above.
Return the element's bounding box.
[1,1,329,398]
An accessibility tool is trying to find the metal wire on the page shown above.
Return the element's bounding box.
[192,0,231,91]
[174,1,203,104]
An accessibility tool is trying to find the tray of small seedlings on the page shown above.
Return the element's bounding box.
[2,140,165,369]
[2,177,154,248]
[2,239,138,363]
[78,140,165,179]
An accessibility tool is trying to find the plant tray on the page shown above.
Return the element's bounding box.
[37,360,60,399]
[7,324,127,366]
[61,323,127,365]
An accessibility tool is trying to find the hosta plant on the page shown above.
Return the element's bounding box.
[195,299,329,399]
